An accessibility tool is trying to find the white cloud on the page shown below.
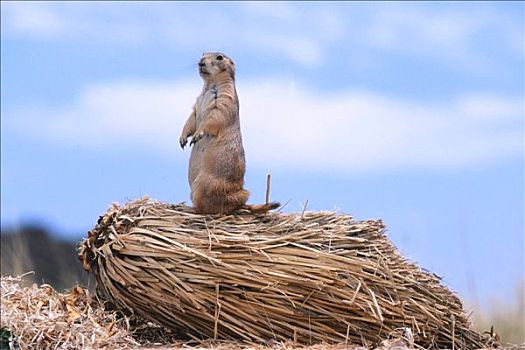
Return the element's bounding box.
[9,80,199,152]
[458,94,524,123]
[1,2,520,70]
[2,2,149,47]
[239,81,522,171]
[364,4,522,70]
[2,2,64,38]
[369,8,476,50]
[241,2,297,21]
[246,33,323,66]
[365,8,479,66]
[0,2,327,67]
[8,79,523,174]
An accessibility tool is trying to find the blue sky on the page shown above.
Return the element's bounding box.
[1,1,523,313]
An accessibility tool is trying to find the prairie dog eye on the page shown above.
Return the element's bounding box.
[216,55,224,61]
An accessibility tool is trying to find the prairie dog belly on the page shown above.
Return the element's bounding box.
[188,138,208,187]
[188,127,245,187]
[213,126,245,180]
[188,86,218,186]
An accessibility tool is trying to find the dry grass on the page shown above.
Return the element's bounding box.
[0,274,138,349]
[79,197,490,350]
[473,282,525,345]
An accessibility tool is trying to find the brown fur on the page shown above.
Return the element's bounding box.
[179,52,279,215]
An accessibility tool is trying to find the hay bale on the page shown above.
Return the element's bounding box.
[79,198,486,349]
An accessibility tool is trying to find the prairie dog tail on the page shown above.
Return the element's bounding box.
[243,202,280,214]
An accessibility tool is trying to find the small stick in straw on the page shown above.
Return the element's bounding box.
[265,173,271,205]
[301,199,309,220]
[452,314,456,350]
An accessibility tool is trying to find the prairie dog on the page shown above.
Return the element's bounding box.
[179,52,279,214]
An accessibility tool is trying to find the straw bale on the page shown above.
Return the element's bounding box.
[79,197,488,349]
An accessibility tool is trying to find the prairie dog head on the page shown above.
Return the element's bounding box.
[198,52,235,81]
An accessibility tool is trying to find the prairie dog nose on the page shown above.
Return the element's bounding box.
[199,61,205,67]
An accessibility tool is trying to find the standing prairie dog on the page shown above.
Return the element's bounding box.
[179,52,279,215]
